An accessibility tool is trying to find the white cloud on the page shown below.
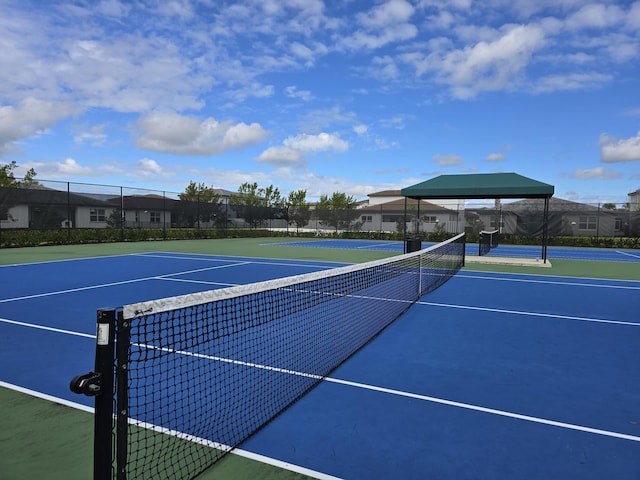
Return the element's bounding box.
[257,132,349,167]
[358,0,415,28]
[340,0,418,50]
[226,83,275,103]
[432,154,463,166]
[371,55,400,80]
[565,4,626,31]
[0,98,80,154]
[486,153,506,162]
[157,0,195,20]
[96,0,132,18]
[341,23,418,50]
[300,106,358,132]
[599,131,640,163]
[255,146,304,167]
[629,2,640,29]
[26,158,93,177]
[569,167,622,179]
[284,132,348,152]
[438,24,547,98]
[73,124,107,147]
[353,124,368,135]
[134,158,174,178]
[135,112,270,156]
[534,72,612,93]
[285,86,313,101]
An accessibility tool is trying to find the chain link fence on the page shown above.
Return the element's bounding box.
[1,180,638,248]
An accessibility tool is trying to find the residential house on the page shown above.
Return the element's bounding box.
[358,191,461,233]
[0,185,113,229]
[629,189,640,211]
[470,197,629,237]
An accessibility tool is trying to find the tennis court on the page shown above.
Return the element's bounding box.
[1,238,639,479]
[264,238,640,262]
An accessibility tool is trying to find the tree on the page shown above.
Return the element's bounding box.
[602,203,617,210]
[230,182,284,228]
[1,161,38,223]
[286,189,310,232]
[179,181,220,203]
[315,192,360,232]
[177,181,222,227]
[0,161,38,187]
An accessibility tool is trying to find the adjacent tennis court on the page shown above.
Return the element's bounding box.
[264,238,640,262]
[1,238,639,479]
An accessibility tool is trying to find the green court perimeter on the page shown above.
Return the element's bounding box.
[1,238,638,479]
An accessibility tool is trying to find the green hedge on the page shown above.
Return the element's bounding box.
[0,227,638,249]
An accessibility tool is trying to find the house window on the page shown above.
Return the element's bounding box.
[150,211,161,223]
[90,208,106,222]
[382,215,403,223]
[615,218,623,232]
[423,216,437,223]
[578,215,596,230]
[361,215,372,223]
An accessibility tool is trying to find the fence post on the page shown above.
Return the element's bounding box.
[67,182,72,242]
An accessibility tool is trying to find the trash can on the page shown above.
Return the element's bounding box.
[404,235,422,253]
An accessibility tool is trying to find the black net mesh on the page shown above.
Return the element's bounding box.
[113,233,465,479]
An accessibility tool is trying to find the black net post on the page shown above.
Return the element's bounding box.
[94,309,116,480]
[404,235,422,253]
[461,232,466,267]
[69,308,116,480]
[116,311,131,480]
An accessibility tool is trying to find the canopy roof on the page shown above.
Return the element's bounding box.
[401,173,554,199]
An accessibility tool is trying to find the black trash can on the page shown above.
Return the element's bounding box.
[404,235,422,253]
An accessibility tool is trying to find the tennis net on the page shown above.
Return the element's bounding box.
[479,229,499,256]
[72,232,465,480]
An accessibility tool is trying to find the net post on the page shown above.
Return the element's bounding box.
[69,309,116,480]
[462,232,466,267]
[94,308,116,480]
[115,310,130,480]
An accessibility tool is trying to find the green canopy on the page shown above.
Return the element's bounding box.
[401,173,554,199]
[400,173,554,262]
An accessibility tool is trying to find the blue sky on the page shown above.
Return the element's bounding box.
[1,0,639,203]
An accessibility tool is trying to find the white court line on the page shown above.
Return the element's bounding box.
[356,243,396,250]
[0,317,95,337]
[457,273,640,290]
[0,262,250,303]
[0,380,342,480]
[325,377,640,443]
[464,268,640,285]
[156,277,237,287]
[0,381,94,413]
[131,340,640,444]
[4,318,640,447]
[137,252,339,270]
[616,250,640,260]
[0,252,142,268]
[418,301,640,327]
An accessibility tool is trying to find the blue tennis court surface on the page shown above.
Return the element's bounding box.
[1,252,639,479]
[264,239,640,262]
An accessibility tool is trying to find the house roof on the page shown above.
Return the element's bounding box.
[359,198,453,212]
[401,173,554,199]
[502,197,596,212]
[0,185,108,206]
[368,190,402,197]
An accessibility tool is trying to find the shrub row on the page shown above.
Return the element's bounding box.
[0,227,638,249]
